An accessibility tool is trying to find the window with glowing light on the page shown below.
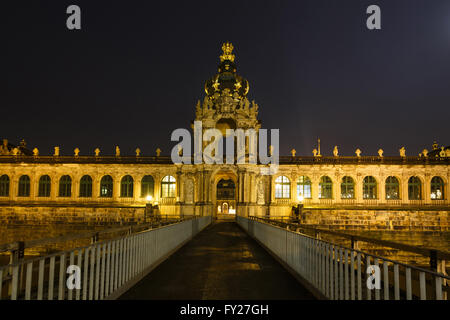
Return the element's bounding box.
[79,175,92,197]
[275,176,290,199]
[363,176,377,199]
[385,176,400,199]
[59,175,72,197]
[18,175,30,197]
[100,175,113,198]
[297,176,311,199]
[120,175,134,198]
[161,175,176,198]
[408,176,422,200]
[319,176,332,199]
[141,175,155,198]
[341,176,355,199]
[430,176,444,200]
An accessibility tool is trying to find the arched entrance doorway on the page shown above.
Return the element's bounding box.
[216,179,236,216]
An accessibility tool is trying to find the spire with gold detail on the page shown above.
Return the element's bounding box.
[204,42,249,99]
[220,42,235,62]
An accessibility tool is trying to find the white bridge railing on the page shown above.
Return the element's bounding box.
[0,215,212,300]
[237,216,449,300]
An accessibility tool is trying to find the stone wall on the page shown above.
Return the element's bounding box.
[300,208,449,231]
[0,205,146,225]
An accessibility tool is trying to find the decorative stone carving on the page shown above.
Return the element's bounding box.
[440,147,446,158]
[399,147,406,157]
[33,148,39,156]
[156,148,161,157]
[355,148,361,157]
[135,148,141,157]
[12,147,19,156]
[290,149,296,157]
[333,146,339,157]
[54,147,60,156]
[378,149,383,157]
[115,146,120,157]
[184,178,194,204]
[94,148,100,156]
[257,179,265,204]
[74,148,80,157]
[312,148,318,157]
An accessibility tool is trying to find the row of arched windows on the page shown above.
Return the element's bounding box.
[0,174,176,198]
[275,175,445,200]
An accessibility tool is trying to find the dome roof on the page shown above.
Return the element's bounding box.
[204,43,249,99]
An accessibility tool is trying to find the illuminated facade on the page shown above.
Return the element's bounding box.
[0,43,449,229]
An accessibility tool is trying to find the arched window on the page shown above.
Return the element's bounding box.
[363,176,377,199]
[408,176,422,200]
[0,175,10,197]
[120,175,134,197]
[38,175,51,197]
[275,176,290,199]
[79,175,92,197]
[319,176,332,199]
[161,175,176,198]
[297,176,311,199]
[18,175,30,197]
[59,175,72,197]
[100,175,113,197]
[141,175,155,198]
[341,176,355,199]
[385,176,400,199]
[430,176,444,200]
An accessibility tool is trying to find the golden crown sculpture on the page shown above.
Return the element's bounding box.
[220,42,235,62]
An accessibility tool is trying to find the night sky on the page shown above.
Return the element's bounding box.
[3,0,450,157]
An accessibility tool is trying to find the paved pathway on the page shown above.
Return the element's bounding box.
[119,221,315,300]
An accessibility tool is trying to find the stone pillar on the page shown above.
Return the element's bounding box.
[333,174,340,202]
[379,176,386,203]
[424,175,431,204]
[51,174,58,199]
[176,169,182,202]
[113,174,121,201]
[154,174,161,203]
[311,176,319,204]
[355,175,363,204]
[401,176,409,204]
[72,174,79,199]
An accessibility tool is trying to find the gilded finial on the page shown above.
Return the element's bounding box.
[220,42,235,62]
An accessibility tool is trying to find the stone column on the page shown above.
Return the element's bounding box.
[113,174,121,201]
[333,174,340,203]
[424,175,431,204]
[379,175,386,203]
[51,174,58,199]
[355,175,363,204]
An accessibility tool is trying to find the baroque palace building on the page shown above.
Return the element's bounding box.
[0,43,449,229]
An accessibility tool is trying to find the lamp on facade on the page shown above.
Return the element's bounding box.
[145,195,153,222]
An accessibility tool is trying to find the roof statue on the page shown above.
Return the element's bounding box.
[378,148,384,158]
[290,149,296,157]
[54,146,60,157]
[333,146,338,157]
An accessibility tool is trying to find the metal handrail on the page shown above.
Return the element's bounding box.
[251,216,450,261]
[0,215,194,254]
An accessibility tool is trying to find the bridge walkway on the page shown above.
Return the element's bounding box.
[119,221,315,300]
